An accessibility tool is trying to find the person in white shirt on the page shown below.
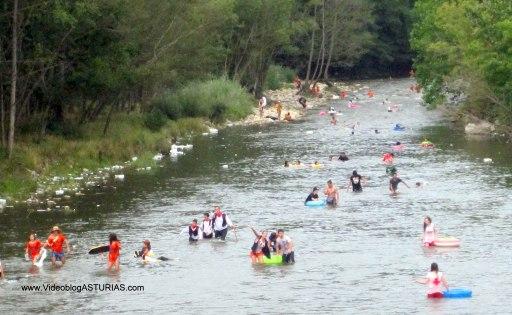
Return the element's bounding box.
[201,213,213,239]
[258,96,267,118]
[275,229,295,264]
[211,206,235,240]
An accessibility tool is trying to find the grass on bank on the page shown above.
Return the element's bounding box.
[0,115,208,200]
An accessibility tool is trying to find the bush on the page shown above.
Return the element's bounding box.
[144,109,167,132]
[149,78,254,123]
[264,65,296,90]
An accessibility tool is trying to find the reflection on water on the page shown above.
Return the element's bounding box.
[1,79,511,314]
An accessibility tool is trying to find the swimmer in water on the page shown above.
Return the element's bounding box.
[0,259,4,278]
[284,160,290,167]
[375,129,380,134]
[305,186,320,204]
[107,233,121,271]
[416,182,422,188]
[135,240,153,260]
[389,173,409,194]
[415,262,449,298]
[331,115,337,125]
[329,152,349,161]
[422,216,437,246]
[249,228,271,263]
[324,180,340,206]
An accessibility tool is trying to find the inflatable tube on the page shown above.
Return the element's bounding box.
[434,237,460,247]
[319,111,326,116]
[311,164,323,169]
[421,142,434,148]
[392,145,404,151]
[88,245,110,255]
[328,110,337,115]
[305,199,326,207]
[393,127,405,131]
[262,255,283,265]
[347,103,360,109]
[443,288,472,298]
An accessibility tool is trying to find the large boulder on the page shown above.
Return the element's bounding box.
[465,121,495,135]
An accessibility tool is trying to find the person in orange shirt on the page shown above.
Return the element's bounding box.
[275,100,283,120]
[340,91,348,99]
[45,226,70,266]
[25,233,43,265]
[367,90,374,98]
[108,233,121,271]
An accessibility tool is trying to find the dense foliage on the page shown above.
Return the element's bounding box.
[0,0,416,158]
[411,0,512,124]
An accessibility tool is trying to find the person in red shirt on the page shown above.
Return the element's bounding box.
[108,233,121,271]
[45,226,69,266]
[25,233,43,264]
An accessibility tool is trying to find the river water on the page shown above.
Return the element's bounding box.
[1,79,511,314]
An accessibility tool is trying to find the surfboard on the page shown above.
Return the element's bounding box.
[88,245,110,255]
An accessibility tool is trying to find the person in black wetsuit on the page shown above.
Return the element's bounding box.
[304,187,320,204]
[348,170,365,192]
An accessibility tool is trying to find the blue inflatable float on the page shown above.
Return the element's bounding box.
[443,288,472,299]
[305,199,326,207]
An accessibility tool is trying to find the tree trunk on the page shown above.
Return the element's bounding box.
[304,6,318,89]
[102,104,115,137]
[324,3,340,80]
[312,1,326,82]
[1,83,5,147]
[8,0,19,158]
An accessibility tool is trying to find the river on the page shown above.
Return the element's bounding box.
[1,78,511,314]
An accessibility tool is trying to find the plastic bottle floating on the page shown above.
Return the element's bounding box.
[420,139,434,148]
[442,288,472,299]
[393,124,405,131]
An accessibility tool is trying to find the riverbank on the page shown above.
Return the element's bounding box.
[0,114,210,206]
[1,81,348,207]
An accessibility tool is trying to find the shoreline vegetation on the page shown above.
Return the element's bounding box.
[0,76,331,207]
[1,1,416,208]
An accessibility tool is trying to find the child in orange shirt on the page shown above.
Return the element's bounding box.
[108,233,121,271]
[25,233,43,264]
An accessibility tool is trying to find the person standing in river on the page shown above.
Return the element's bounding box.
[415,262,449,298]
[45,226,70,267]
[347,170,365,192]
[276,229,295,264]
[389,173,409,195]
[107,233,121,272]
[324,180,340,206]
[211,206,235,240]
[201,213,213,239]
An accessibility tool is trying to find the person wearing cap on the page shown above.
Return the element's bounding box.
[0,259,4,278]
[45,226,70,266]
[304,187,320,204]
[211,206,235,241]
